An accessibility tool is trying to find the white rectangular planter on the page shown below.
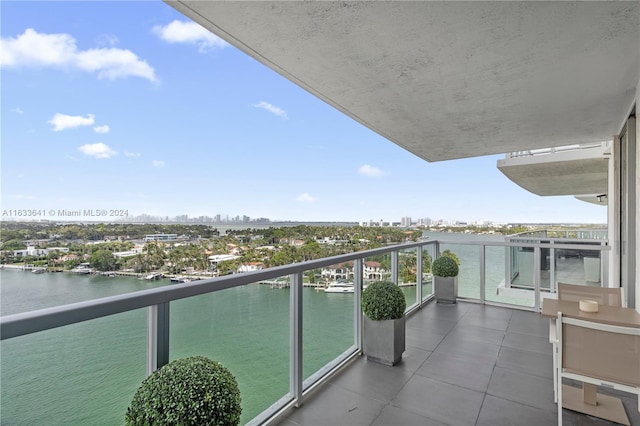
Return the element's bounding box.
[362,316,405,366]
[434,276,458,303]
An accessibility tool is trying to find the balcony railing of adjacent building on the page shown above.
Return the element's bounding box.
[0,237,609,425]
[506,141,609,159]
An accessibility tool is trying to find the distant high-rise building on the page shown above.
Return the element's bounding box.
[401,216,412,227]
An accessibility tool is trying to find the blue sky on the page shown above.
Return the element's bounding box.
[1,1,607,224]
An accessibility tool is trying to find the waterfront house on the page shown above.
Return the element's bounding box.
[363,261,386,281]
[279,238,306,247]
[237,262,264,273]
[321,262,354,282]
[13,246,48,257]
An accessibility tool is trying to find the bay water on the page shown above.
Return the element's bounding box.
[0,270,355,425]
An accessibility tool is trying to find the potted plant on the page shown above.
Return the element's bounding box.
[361,280,407,366]
[125,356,242,426]
[432,253,459,303]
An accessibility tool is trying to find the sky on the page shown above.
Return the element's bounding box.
[0,1,607,225]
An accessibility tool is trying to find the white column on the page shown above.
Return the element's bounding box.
[636,79,640,313]
[607,139,619,289]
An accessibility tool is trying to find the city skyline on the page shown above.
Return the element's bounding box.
[1,1,608,224]
[0,210,606,227]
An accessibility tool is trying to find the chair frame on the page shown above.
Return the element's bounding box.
[556,312,640,426]
[550,283,623,403]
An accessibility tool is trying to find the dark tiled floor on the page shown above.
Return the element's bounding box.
[277,301,639,426]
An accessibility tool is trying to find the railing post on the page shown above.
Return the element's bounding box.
[601,242,609,288]
[416,248,423,305]
[353,258,363,350]
[290,272,303,407]
[480,245,486,304]
[391,251,398,285]
[549,241,556,294]
[147,302,170,377]
[505,245,511,289]
[533,247,541,312]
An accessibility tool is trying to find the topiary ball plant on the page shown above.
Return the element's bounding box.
[432,255,459,277]
[362,281,406,321]
[125,356,241,426]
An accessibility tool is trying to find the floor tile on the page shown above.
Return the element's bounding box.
[329,357,413,403]
[287,383,385,426]
[502,331,551,355]
[416,351,495,392]
[392,375,485,426]
[487,366,556,411]
[371,404,447,426]
[442,324,506,346]
[477,394,556,426]
[496,346,553,379]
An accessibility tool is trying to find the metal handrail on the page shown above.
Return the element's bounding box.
[0,238,609,340]
[507,141,608,158]
[0,241,430,340]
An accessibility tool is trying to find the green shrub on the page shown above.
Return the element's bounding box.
[125,356,241,426]
[441,249,460,266]
[362,281,406,321]
[432,255,459,277]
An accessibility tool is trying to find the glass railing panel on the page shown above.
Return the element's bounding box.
[305,267,324,290]
[398,248,418,309]
[553,247,603,287]
[439,243,480,300]
[484,245,533,307]
[509,246,536,288]
[1,309,147,425]
[169,281,289,425]
[303,271,354,382]
[421,244,436,300]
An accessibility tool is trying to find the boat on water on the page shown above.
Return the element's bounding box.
[143,272,163,280]
[70,263,93,274]
[324,281,355,293]
[31,267,47,274]
[170,276,192,284]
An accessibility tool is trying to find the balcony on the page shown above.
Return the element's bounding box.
[0,237,624,425]
[496,143,609,199]
[276,302,640,426]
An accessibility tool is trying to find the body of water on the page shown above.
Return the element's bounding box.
[0,270,355,425]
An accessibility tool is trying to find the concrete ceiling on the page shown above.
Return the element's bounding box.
[167,1,639,162]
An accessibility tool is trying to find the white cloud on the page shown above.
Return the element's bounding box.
[78,142,117,159]
[152,160,165,168]
[49,113,95,131]
[253,101,288,119]
[296,193,317,203]
[358,164,387,177]
[1,28,157,82]
[153,20,228,52]
[94,125,110,134]
[96,34,119,47]
[124,151,141,158]
[12,107,24,114]
[13,194,34,200]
